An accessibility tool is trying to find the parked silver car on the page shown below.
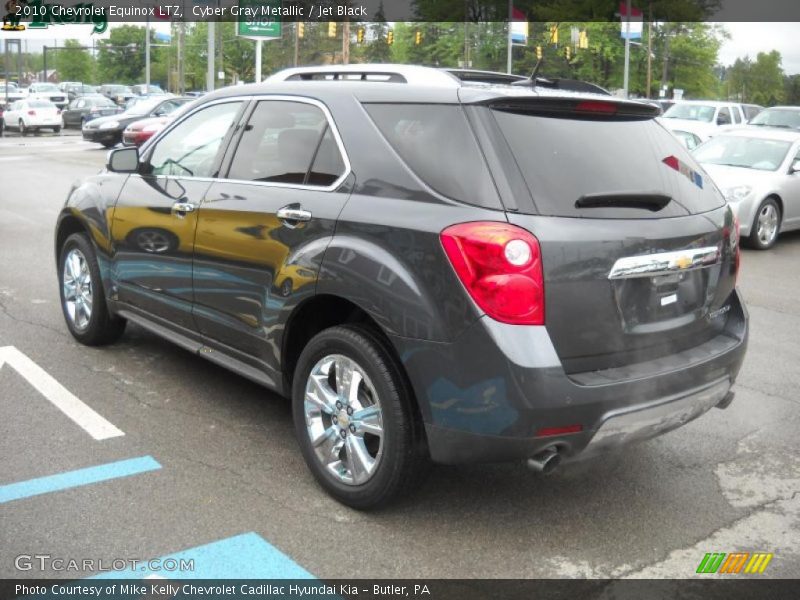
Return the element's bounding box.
[693,129,800,249]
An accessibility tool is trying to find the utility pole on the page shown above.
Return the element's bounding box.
[207,22,215,92]
[342,20,350,65]
[177,22,185,94]
[506,0,512,74]
[622,0,631,98]
[646,2,652,98]
[255,39,262,83]
[145,17,151,94]
[294,23,300,67]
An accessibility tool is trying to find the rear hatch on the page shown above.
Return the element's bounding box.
[479,95,738,373]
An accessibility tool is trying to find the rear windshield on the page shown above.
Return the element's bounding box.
[662,104,716,122]
[491,109,725,218]
[363,103,500,208]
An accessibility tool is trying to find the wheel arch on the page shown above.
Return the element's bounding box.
[281,293,427,449]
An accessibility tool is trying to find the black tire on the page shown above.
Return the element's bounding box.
[747,197,781,250]
[58,232,126,346]
[292,324,427,509]
[53,126,61,134]
[19,119,27,136]
[101,140,116,148]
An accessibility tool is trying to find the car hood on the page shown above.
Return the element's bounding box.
[658,117,716,138]
[85,113,141,129]
[126,116,170,131]
[700,163,780,192]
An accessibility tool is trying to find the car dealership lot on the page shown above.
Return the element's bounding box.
[1,134,799,579]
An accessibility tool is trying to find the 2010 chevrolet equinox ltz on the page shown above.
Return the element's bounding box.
[55,65,748,508]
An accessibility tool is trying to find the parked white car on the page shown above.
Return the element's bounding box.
[26,82,68,108]
[659,101,747,143]
[693,129,800,249]
[2,99,62,135]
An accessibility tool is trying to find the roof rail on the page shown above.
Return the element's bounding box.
[266,64,461,88]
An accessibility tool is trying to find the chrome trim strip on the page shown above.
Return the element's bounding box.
[608,246,720,280]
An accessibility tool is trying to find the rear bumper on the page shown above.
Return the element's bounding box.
[390,289,748,465]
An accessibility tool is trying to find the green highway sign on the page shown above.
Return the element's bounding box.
[237,0,282,39]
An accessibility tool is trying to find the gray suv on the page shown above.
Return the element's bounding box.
[55,65,747,508]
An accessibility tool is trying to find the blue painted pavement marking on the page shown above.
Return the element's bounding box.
[91,532,315,579]
[0,456,161,504]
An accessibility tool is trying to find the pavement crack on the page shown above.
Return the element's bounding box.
[0,295,69,339]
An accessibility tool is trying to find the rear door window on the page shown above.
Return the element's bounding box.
[491,108,725,218]
[364,103,500,208]
[226,100,346,187]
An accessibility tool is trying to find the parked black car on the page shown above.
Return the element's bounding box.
[56,65,747,509]
[61,95,121,128]
[82,96,192,147]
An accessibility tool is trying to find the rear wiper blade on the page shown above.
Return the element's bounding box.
[575,193,672,212]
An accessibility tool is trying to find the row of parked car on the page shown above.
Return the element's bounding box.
[658,100,800,249]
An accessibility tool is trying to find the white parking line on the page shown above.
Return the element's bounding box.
[0,346,124,440]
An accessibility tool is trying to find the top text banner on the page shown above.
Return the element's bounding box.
[4,0,800,32]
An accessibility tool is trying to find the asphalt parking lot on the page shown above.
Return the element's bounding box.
[1,131,799,580]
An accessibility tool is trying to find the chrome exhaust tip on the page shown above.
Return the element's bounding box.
[527,447,562,475]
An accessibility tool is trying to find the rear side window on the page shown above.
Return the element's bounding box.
[364,104,500,208]
[492,109,725,218]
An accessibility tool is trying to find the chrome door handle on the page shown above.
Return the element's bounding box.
[277,206,312,223]
[172,202,195,217]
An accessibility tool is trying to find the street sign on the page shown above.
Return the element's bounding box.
[237,0,282,39]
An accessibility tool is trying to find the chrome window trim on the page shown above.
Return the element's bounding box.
[608,246,721,280]
[144,94,351,193]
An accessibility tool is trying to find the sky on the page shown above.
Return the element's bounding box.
[717,22,800,74]
[5,21,800,76]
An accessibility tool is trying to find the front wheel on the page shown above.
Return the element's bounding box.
[58,233,126,345]
[292,325,427,509]
[748,197,781,250]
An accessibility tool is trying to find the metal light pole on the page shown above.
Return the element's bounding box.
[145,17,151,94]
[506,0,513,74]
[255,39,262,83]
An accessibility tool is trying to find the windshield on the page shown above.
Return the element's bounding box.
[662,104,716,122]
[106,85,129,94]
[32,84,59,93]
[748,108,800,130]
[28,100,54,108]
[693,135,791,171]
[88,97,116,107]
[124,98,164,116]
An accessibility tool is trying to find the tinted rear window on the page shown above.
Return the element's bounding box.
[491,110,725,218]
[364,104,500,208]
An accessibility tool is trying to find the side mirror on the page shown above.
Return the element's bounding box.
[107,146,139,173]
[790,160,800,175]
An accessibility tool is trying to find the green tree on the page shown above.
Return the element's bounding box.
[97,25,148,84]
[55,39,94,83]
[785,74,800,105]
[726,51,784,105]
[364,2,391,63]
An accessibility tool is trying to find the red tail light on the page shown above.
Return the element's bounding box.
[440,222,544,325]
[28,110,36,116]
[574,100,618,115]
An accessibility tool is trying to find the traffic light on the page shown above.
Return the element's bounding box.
[387,30,394,45]
[565,46,571,60]
[579,30,588,49]
[297,22,304,38]
[536,45,542,60]
[415,30,422,45]
[549,24,558,45]
[357,27,365,44]
[328,22,336,38]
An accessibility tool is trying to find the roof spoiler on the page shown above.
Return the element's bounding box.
[485,97,660,120]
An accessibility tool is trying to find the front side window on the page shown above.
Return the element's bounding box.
[227,100,345,186]
[149,101,242,178]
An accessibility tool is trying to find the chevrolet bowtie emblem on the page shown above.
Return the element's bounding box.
[675,256,693,269]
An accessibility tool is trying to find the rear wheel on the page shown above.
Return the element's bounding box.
[19,119,27,136]
[58,233,126,345]
[748,197,781,250]
[292,325,427,509]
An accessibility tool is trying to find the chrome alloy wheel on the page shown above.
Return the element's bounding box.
[757,203,779,246]
[62,249,93,331]
[304,354,384,485]
[136,230,171,253]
